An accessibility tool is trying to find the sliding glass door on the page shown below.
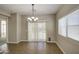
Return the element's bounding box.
[28,22,46,41]
[37,23,46,41]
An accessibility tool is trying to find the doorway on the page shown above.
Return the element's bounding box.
[28,22,46,41]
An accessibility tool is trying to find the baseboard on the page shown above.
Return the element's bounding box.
[7,40,28,44]
[20,40,46,43]
[46,41,56,43]
[7,41,20,44]
[7,40,56,44]
[20,40,56,43]
[56,41,66,54]
[20,40,28,42]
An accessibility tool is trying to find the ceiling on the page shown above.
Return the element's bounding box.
[0,4,62,15]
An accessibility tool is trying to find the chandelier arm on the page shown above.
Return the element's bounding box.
[27,4,38,22]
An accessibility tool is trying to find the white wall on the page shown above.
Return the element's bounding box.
[57,4,79,20]
[56,4,79,53]
[8,13,21,43]
[17,13,21,42]
[21,15,28,41]
[21,15,56,42]
[8,13,17,43]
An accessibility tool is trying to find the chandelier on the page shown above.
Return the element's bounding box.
[27,4,38,22]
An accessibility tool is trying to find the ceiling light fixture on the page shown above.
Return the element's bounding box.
[27,4,38,22]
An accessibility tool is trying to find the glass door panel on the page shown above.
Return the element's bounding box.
[28,22,46,41]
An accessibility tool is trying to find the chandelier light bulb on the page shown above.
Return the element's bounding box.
[36,17,38,20]
[31,17,35,19]
[27,17,32,21]
[34,17,38,21]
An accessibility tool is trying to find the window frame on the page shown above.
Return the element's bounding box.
[0,17,8,42]
[58,9,79,42]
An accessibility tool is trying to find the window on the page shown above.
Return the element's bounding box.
[58,17,67,37]
[58,10,79,41]
[0,20,7,39]
[68,12,79,41]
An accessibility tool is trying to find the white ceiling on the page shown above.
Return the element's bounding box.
[0,4,62,15]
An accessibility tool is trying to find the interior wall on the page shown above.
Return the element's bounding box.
[56,4,79,53]
[21,15,56,42]
[21,15,28,41]
[8,13,17,43]
[8,13,21,43]
[45,15,56,42]
[17,14,21,42]
[0,9,10,16]
[57,4,79,20]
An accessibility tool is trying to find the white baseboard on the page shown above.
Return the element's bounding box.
[20,40,46,42]
[7,40,56,44]
[56,41,66,54]
[7,41,20,44]
[7,40,28,44]
[20,40,28,42]
[46,41,56,43]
